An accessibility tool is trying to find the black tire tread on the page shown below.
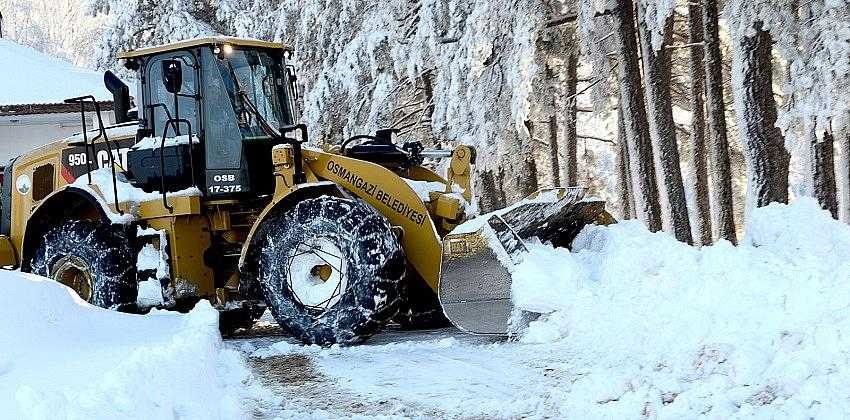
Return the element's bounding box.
[255,196,405,346]
[30,219,137,309]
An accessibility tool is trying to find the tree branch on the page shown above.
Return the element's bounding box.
[546,8,617,28]
[577,134,615,144]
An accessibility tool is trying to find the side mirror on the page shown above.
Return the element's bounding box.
[162,60,183,94]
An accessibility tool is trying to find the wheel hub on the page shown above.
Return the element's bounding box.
[50,255,93,302]
[285,237,349,312]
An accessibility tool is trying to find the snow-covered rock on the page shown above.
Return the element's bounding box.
[0,271,254,419]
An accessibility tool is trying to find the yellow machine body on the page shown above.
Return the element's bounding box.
[0,37,613,339]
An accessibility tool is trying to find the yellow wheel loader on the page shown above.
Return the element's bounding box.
[0,37,613,345]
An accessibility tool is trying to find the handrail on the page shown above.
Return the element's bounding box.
[64,95,124,215]
[157,118,196,213]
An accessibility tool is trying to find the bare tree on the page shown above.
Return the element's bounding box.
[702,0,737,243]
[636,9,692,244]
[811,127,838,218]
[687,1,712,245]
[732,22,789,208]
[612,0,662,231]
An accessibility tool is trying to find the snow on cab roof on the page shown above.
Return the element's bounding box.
[117,37,291,59]
[0,39,111,107]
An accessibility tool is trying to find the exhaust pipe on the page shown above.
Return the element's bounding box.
[104,70,131,124]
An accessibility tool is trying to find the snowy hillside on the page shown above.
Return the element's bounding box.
[0,39,111,106]
[0,272,255,419]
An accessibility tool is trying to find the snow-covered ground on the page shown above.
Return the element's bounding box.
[236,198,850,418]
[0,272,261,419]
[4,197,850,418]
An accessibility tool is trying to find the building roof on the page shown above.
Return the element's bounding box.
[0,39,112,107]
[117,37,291,59]
[0,102,114,117]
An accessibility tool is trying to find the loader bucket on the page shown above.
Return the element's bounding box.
[438,188,614,335]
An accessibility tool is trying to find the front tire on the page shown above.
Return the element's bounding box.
[394,276,451,329]
[30,219,137,309]
[255,196,405,346]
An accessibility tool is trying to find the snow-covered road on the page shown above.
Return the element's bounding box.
[229,320,584,419]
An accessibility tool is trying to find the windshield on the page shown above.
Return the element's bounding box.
[213,49,295,140]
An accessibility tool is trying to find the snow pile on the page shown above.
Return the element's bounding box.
[0,38,111,106]
[511,198,850,416]
[0,271,255,419]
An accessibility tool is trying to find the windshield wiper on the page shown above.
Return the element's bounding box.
[226,61,282,140]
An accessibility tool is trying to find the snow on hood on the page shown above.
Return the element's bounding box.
[510,197,850,417]
[0,270,256,418]
[72,168,201,223]
[0,39,111,106]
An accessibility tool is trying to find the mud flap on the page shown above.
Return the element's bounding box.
[0,235,17,267]
[439,188,614,335]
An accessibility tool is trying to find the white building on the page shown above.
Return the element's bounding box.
[0,38,115,165]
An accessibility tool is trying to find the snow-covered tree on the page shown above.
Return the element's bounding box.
[687,2,712,245]
[726,3,791,210]
[810,126,838,218]
[0,0,102,66]
[88,0,219,70]
[703,0,737,243]
[591,0,663,231]
[636,0,692,243]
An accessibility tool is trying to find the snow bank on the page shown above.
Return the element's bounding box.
[0,271,255,419]
[511,198,850,416]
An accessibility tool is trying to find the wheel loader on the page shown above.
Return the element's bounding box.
[0,37,613,345]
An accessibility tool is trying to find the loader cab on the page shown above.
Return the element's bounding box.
[117,38,298,198]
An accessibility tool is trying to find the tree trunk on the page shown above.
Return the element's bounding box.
[520,121,541,197]
[732,22,790,209]
[688,2,712,245]
[563,49,579,187]
[840,119,850,223]
[612,0,662,231]
[811,127,838,218]
[548,114,561,187]
[702,0,737,243]
[616,106,635,219]
[636,10,693,244]
[478,169,506,212]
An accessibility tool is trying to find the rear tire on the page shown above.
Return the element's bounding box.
[29,219,137,309]
[255,196,405,346]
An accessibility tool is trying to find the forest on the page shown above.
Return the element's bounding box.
[2,0,849,245]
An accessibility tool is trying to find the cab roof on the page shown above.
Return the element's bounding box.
[116,37,291,60]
